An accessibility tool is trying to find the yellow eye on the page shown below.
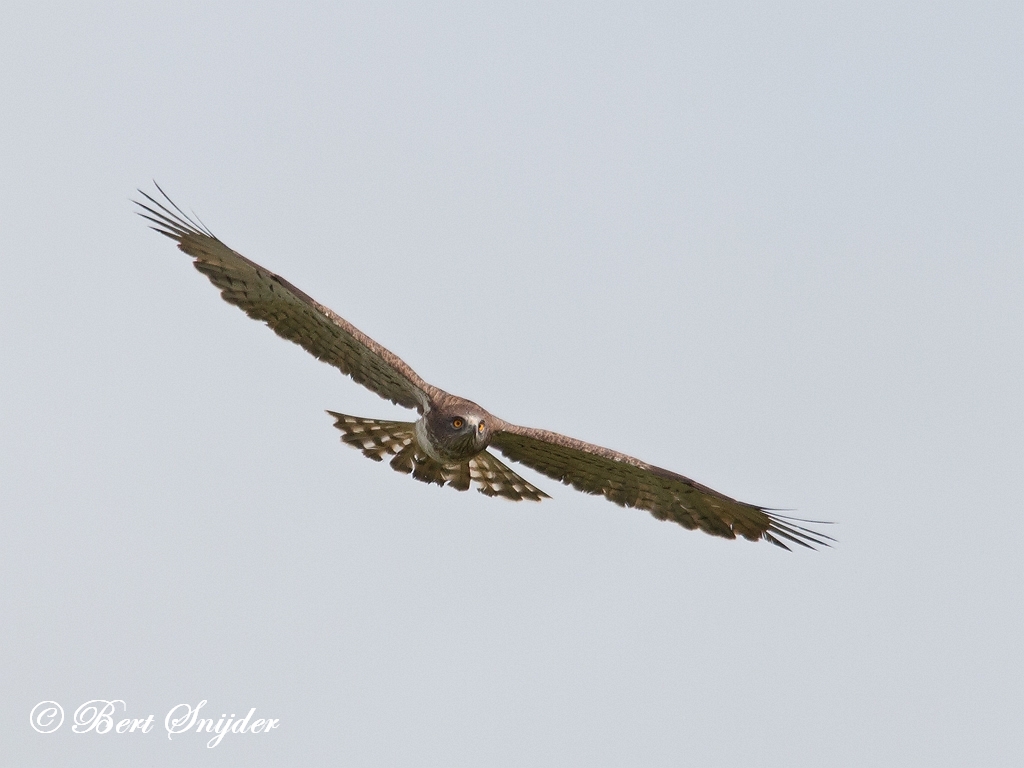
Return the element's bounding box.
[452,418,464,429]
[478,422,485,432]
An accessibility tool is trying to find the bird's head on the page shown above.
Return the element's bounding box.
[425,396,493,460]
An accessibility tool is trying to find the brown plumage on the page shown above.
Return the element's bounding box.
[135,185,832,550]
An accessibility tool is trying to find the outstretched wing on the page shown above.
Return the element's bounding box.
[490,423,832,550]
[135,185,436,412]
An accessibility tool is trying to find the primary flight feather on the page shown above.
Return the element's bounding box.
[135,185,831,550]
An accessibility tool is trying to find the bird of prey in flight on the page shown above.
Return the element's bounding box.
[135,185,831,550]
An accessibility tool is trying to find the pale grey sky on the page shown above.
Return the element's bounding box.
[2,1,1022,765]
